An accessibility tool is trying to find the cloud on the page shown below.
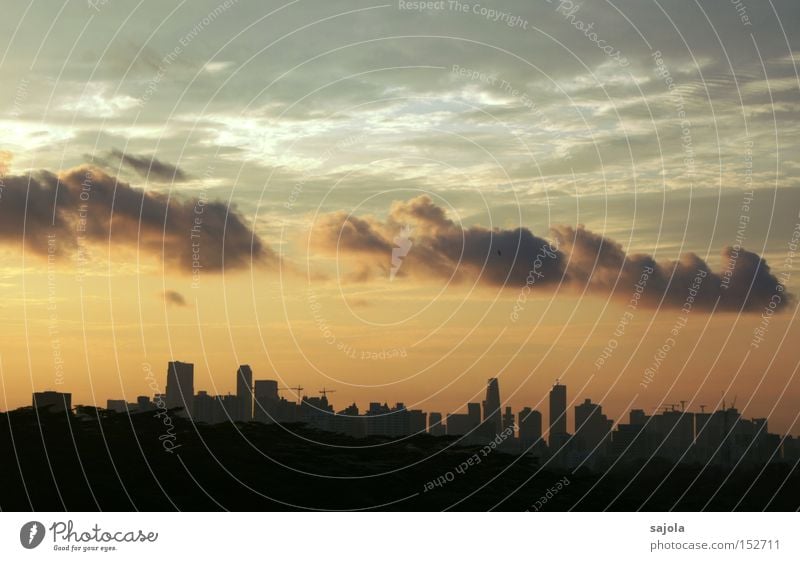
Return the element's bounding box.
[312,196,563,285]
[311,196,790,313]
[105,148,189,182]
[162,290,188,307]
[0,165,276,273]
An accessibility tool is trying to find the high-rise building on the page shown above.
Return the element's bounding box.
[32,391,72,414]
[483,377,502,435]
[651,408,694,462]
[428,412,445,436]
[502,405,515,436]
[407,409,427,435]
[193,391,216,424]
[166,361,194,417]
[518,407,542,450]
[301,395,335,432]
[218,394,239,422]
[612,409,649,460]
[331,403,365,438]
[549,382,567,447]
[446,413,476,436]
[253,380,280,423]
[236,365,253,422]
[363,402,415,437]
[467,402,482,426]
[574,398,613,458]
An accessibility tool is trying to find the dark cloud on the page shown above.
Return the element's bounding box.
[312,196,790,313]
[0,165,275,273]
[162,290,187,307]
[550,225,784,312]
[105,148,189,182]
[313,196,563,285]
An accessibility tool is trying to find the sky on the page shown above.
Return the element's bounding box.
[1,0,799,434]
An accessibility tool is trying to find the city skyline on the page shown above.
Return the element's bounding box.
[24,366,800,436]
[22,360,800,439]
[24,361,800,472]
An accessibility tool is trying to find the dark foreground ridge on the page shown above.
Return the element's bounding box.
[2,407,799,512]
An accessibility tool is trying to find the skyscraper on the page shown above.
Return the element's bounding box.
[467,402,482,425]
[502,406,515,435]
[518,407,542,450]
[549,381,567,447]
[253,379,280,423]
[483,377,502,435]
[236,365,253,422]
[574,398,613,457]
[166,361,194,417]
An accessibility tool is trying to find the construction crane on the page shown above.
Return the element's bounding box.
[278,386,304,403]
[319,387,337,399]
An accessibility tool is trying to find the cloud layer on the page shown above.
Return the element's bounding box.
[0,165,273,273]
[97,149,189,182]
[312,196,790,313]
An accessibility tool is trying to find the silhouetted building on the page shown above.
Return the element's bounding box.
[363,402,412,437]
[502,406,515,435]
[339,403,359,416]
[468,402,481,425]
[611,409,648,460]
[236,365,253,422]
[331,403,365,437]
[549,382,567,448]
[106,399,127,413]
[408,409,427,435]
[608,404,786,468]
[301,395,335,431]
[32,391,72,414]
[192,391,239,424]
[518,407,543,451]
[784,436,800,463]
[574,399,613,464]
[253,380,280,423]
[166,361,194,417]
[428,412,445,436]
[194,391,216,424]
[136,396,154,412]
[697,410,779,467]
[218,394,239,422]
[447,406,481,436]
[615,407,696,464]
[483,378,502,435]
[651,407,694,462]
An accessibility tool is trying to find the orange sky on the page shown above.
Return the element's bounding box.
[2,253,799,435]
[2,0,800,435]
